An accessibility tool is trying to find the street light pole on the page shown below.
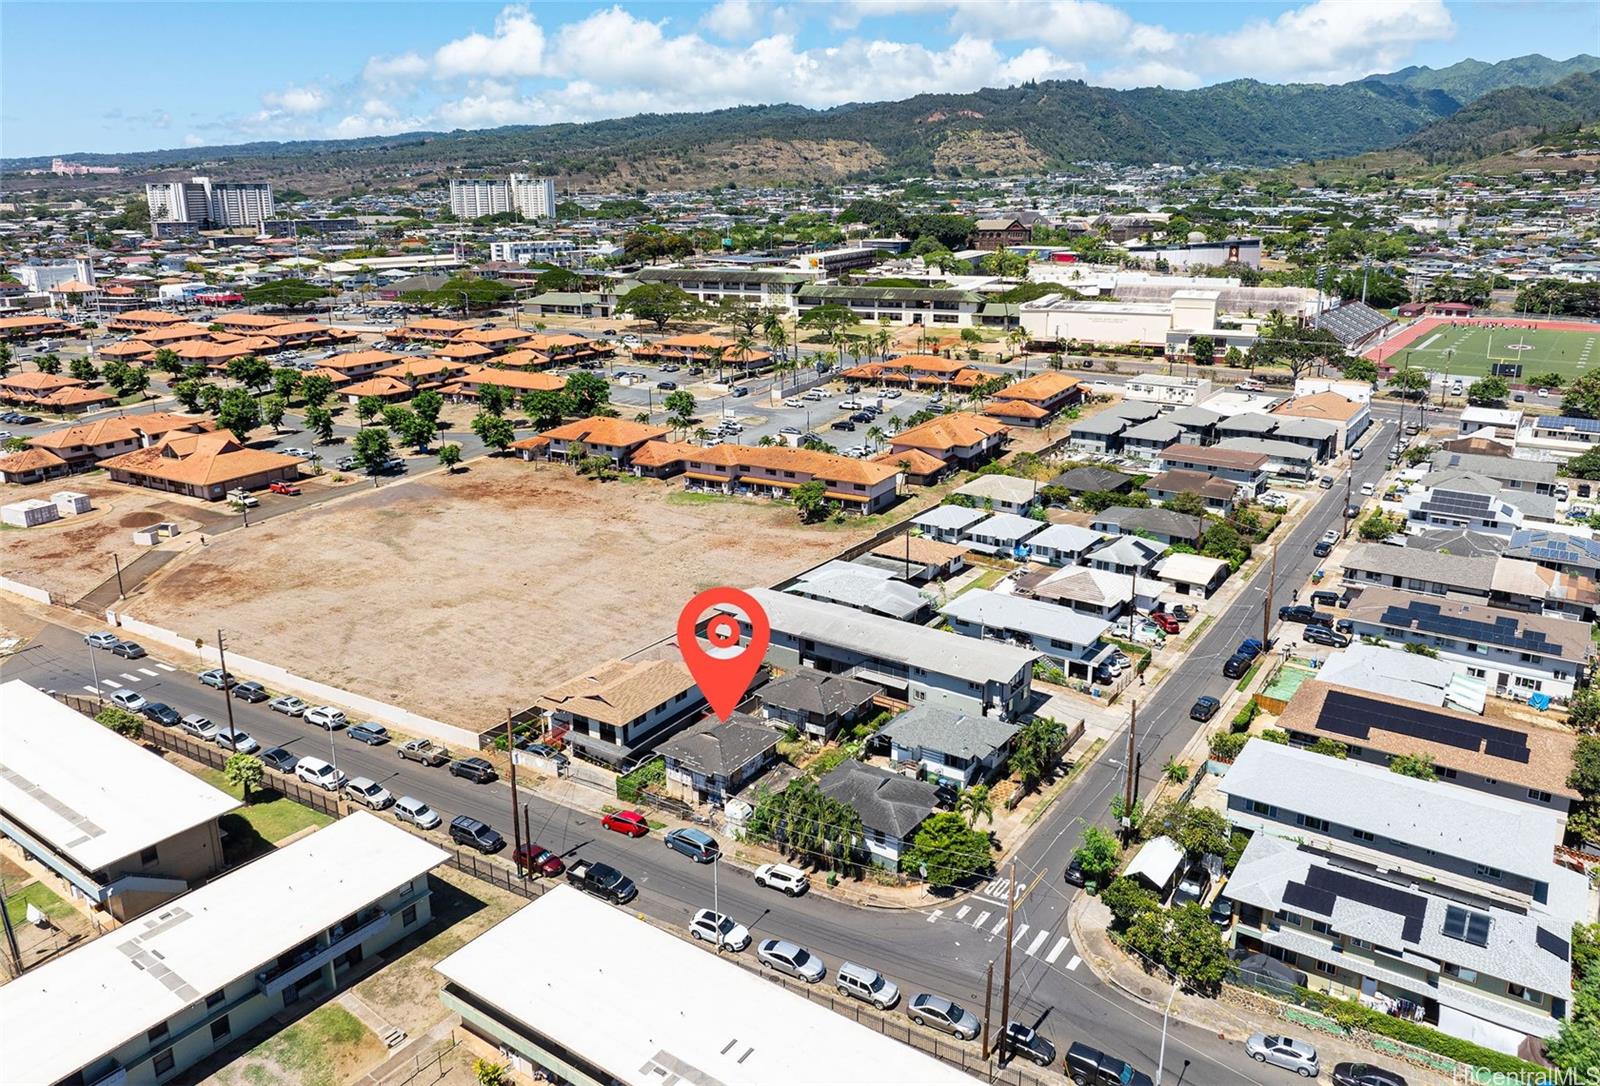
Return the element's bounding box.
[216,629,238,747]
[1154,977,1180,1084]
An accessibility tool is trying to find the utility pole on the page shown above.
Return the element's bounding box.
[1122,701,1137,845]
[1344,476,1353,539]
[979,959,992,1062]
[86,641,103,706]
[1262,545,1276,648]
[523,804,533,866]
[112,554,125,599]
[998,860,1019,1064]
[506,711,523,872]
[216,629,238,746]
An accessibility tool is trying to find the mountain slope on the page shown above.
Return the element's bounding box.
[1370,53,1600,104]
[1400,71,1600,161]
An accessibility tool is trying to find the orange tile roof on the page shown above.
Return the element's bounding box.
[1272,391,1366,423]
[0,373,84,392]
[628,439,705,468]
[884,353,969,373]
[257,321,330,338]
[135,324,211,344]
[35,386,117,408]
[456,327,532,345]
[214,313,294,330]
[377,358,468,380]
[494,349,556,369]
[48,280,96,294]
[99,431,302,487]
[110,309,185,326]
[521,333,592,351]
[870,447,946,475]
[447,365,564,393]
[437,341,495,359]
[0,315,70,331]
[0,447,68,474]
[994,371,1080,402]
[983,399,1050,419]
[300,366,353,386]
[320,350,408,372]
[890,412,1010,452]
[339,376,415,399]
[537,416,669,447]
[97,340,155,358]
[29,412,211,451]
[683,443,900,486]
[654,333,737,350]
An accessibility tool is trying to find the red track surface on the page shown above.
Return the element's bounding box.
[1364,315,1600,363]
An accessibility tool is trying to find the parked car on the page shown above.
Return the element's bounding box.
[110,640,147,659]
[1173,863,1212,907]
[754,862,809,896]
[180,713,219,741]
[1003,1022,1057,1067]
[601,809,649,837]
[214,728,258,754]
[1309,589,1342,608]
[269,694,307,716]
[1345,503,1360,518]
[295,756,345,790]
[514,843,565,876]
[1063,854,1088,886]
[835,961,900,1008]
[1236,638,1264,660]
[1222,654,1252,679]
[394,796,442,830]
[1336,618,1354,635]
[664,827,720,862]
[197,668,234,689]
[141,702,181,728]
[399,738,451,766]
[907,994,980,1041]
[1360,482,1375,496]
[346,722,390,745]
[106,688,147,713]
[1210,894,1234,928]
[830,420,856,431]
[450,757,497,783]
[1151,612,1180,634]
[344,777,394,810]
[656,380,677,390]
[305,706,347,730]
[731,386,749,397]
[233,681,269,703]
[1312,540,1334,558]
[1246,1034,1320,1077]
[688,909,751,951]
[449,814,505,853]
[260,747,299,774]
[1065,1041,1154,1086]
[1303,625,1352,648]
[1331,1064,1407,1086]
[758,938,827,982]
[268,481,301,495]
[1189,696,1220,722]
[225,489,258,507]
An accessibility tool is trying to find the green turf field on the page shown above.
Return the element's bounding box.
[1399,324,1599,382]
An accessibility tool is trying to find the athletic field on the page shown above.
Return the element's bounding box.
[1365,316,1600,382]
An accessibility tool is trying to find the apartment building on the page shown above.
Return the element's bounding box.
[536,658,706,767]
[1401,474,1536,537]
[1220,741,1583,1054]
[888,412,1009,470]
[24,412,213,471]
[1341,585,1591,699]
[797,284,985,327]
[0,681,238,922]
[940,588,1110,678]
[738,588,1037,719]
[1427,451,1558,496]
[145,177,274,231]
[0,814,446,1086]
[99,432,303,501]
[633,267,813,314]
[447,175,556,220]
[1157,443,1270,493]
[1519,415,1600,461]
[1340,543,1596,621]
[515,416,669,467]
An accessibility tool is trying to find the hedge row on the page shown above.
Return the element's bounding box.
[1323,998,1550,1079]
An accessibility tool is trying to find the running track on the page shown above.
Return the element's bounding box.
[1363,314,1600,363]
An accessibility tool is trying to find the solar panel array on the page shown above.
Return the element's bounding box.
[1376,599,1565,658]
[1283,863,1427,943]
[1536,416,1600,435]
[1536,925,1572,961]
[1442,905,1492,948]
[1318,691,1532,764]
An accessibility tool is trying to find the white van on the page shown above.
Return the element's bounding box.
[295,756,346,791]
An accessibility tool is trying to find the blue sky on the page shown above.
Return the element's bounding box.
[2,1,1594,158]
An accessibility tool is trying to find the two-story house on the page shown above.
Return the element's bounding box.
[874,705,1018,789]
[536,658,708,767]
[818,761,940,871]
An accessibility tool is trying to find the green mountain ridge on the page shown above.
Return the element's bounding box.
[8,53,1599,187]
[1400,71,1600,162]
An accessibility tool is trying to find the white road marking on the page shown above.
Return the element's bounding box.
[1010,923,1030,946]
[100,679,121,688]
[82,685,99,694]
[955,905,970,921]
[119,673,140,682]
[973,910,992,929]
[927,909,943,923]
[990,915,1007,936]
[1045,936,1070,963]
[1025,929,1050,957]
[155,663,176,671]
[1066,955,1082,972]
[137,667,158,676]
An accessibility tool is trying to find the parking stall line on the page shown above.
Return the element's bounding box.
[138,668,158,677]
[155,663,176,672]
[100,679,122,688]
[120,673,141,682]
[955,905,970,921]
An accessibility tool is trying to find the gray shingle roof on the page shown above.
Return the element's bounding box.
[1428,451,1556,485]
[940,588,1111,647]
[876,704,1018,763]
[1407,528,1507,559]
[759,670,878,717]
[1094,505,1203,541]
[819,760,939,839]
[1047,466,1132,492]
[1341,542,1498,587]
[656,714,777,778]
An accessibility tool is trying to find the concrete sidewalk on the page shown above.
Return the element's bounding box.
[1067,893,1457,1086]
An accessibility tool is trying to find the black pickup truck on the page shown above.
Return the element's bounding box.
[566,859,638,905]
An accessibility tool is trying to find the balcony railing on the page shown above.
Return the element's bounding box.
[256,907,391,996]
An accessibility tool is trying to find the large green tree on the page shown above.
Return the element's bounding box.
[472,410,515,453]
[615,283,700,331]
[903,812,994,890]
[521,389,568,430]
[244,278,331,308]
[216,387,261,441]
[1072,825,1121,886]
[564,371,610,416]
[351,425,393,475]
[227,354,270,391]
[304,405,335,444]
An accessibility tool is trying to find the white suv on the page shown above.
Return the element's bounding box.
[295,756,345,791]
[754,862,810,896]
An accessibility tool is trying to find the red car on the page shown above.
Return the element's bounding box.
[268,481,302,495]
[514,843,565,876]
[601,810,649,837]
[1151,612,1180,634]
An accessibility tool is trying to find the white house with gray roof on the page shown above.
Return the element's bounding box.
[952,474,1038,515]
[875,705,1019,788]
[940,588,1111,678]
[910,504,988,543]
[961,511,1047,556]
[786,561,932,622]
[1220,742,1584,1054]
[1428,451,1557,496]
[1025,523,1110,567]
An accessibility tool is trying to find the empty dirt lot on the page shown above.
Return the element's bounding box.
[134,459,877,726]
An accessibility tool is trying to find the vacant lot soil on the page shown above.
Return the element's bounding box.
[136,458,872,726]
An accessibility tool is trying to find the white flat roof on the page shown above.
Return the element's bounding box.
[435,886,981,1086]
[0,680,241,870]
[0,813,447,1085]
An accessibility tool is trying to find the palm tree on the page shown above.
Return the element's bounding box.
[733,331,756,381]
[866,425,885,452]
[956,785,994,828]
[708,346,726,385]
[873,327,892,363]
[693,425,712,445]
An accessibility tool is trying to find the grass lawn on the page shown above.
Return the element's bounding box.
[193,766,333,851]
[1396,324,1598,381]
[5,880,75,926]
[222,1004,379,1086]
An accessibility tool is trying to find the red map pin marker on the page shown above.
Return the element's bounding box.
[677,586,770,722]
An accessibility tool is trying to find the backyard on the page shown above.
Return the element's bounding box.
[131,457,876,727]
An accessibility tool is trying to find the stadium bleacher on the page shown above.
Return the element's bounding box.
[1315,301,1396,349]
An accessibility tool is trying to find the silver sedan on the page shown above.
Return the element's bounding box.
[756,939,826,982]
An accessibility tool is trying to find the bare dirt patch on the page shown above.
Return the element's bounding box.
[133,458,875,726]
[0,477,214,602]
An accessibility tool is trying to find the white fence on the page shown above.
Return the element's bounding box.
[0,575,53,606]
[104,609,482,750]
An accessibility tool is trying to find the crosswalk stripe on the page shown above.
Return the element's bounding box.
[955,905,970,921]
[100,678,122,688]
[137,668,158,676]
[973,910,991,929]
[926,909,942,923]
[1066,955,1082,972]
[1045,936,1070,964]
[82,685,99,694]
[1010,924,1030,946]
[155,663,176,672]
[120,673,140,682]
[989,916,1006,936]
[1025,930,1049,957]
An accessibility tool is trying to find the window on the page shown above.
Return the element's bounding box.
[140,845,159,865]
[1443,962,1479,983]
[1475,864,1503,880]
[1529,789,1552,803]
[1508,983,1543,1005]
[1352,829,1375,842]
[1246,800,1278,817]
[1312,920,1332,935]
[210,1015,231,1042]
[1438,766,1458,779]
[1313,960,1338,976]
[147,1022,169,1044]
[1297,814,1330,833]
[152,1049,175,1077]
[205,988,225,1009]
[402,904,418,926]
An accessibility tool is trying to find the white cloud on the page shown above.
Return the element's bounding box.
[1100,60,1202,89]
[701,0,760,39]
[363,51,428,88]
[1201,0,1455,83]
[432,4,547,79]
[183,134,205,147]
[262,86,328,115]
[995,46,1086,84]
